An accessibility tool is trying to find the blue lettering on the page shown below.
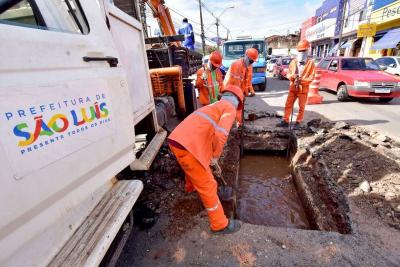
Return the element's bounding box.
[29,107,36,115]
[5,112,13,120]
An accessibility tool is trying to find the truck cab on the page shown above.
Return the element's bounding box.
[0,0,165,265]
[222,38,267,91]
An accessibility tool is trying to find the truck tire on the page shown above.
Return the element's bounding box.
[337,84,350,102]
[378,97,393,103]
[259,79,267,91]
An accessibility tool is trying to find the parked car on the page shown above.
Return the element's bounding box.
[267,58,278,72]
[375,56,400,76]
[273,57,292,80]
[317,57,400,102]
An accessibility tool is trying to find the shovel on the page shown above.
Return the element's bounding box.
[211,162,234,202]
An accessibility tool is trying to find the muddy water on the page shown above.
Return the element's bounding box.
[237,155,310,229]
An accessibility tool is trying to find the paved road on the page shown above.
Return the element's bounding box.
[254,74,400,140]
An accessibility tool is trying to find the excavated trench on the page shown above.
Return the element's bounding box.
[219,127,352,234]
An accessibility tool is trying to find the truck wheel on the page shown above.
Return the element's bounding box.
[378,98,393,103]
[259,79,267,91]
[337,84,350,102]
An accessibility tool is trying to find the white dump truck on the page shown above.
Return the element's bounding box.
[0,0,166,265]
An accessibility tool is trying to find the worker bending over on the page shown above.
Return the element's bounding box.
[224,48,258,98]
[277,40,315,130]
[196,51,224,107]
[168,85,244,234]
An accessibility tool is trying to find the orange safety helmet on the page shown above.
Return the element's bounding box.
[222,84,244,110]
[209,51,223,68]
[297,40,310,51]
[245,48,259,61]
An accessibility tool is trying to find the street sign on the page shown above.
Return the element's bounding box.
[357,23,377,38]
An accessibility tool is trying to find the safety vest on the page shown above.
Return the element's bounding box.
[223,58,254,96]
[196,67,223,105]
[287,58,316,93]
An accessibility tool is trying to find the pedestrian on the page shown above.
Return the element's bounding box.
[223,48,258,98]
[196,51,224,107]
[178,18,195,50]
[168,85,244,234]
[276,40,315,130]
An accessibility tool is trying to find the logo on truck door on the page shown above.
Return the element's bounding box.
[0,84,115,180]
[9,95,110,152]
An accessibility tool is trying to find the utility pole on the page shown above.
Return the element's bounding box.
[198,0,206,55]
[216,18,220,50]
[337,0,348,56]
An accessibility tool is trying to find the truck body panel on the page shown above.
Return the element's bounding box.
[0,1,154,265]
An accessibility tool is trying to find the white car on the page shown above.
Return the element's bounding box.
[375,56,400,76]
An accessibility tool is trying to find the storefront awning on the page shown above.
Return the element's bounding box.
[341,39,357,48]
[371,28,400,50]
[328,41,347,55]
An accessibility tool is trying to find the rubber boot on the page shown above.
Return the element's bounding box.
[276,120,289,127]
[211,219,241,235]
[293,122,301,130]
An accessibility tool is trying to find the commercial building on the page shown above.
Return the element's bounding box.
[334,0,369,56]
[363,0,400,58]
[306,0,344,58]
[300,17,316,41]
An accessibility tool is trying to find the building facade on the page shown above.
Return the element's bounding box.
[265,33,300,56]
[300,17,316,41]
[335,0,368,56]
[306,0,345,58]
[363,0,400,58]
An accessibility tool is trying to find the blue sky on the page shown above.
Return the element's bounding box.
[147,0,321,40]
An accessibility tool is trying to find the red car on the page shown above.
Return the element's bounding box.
[273,57,292,80]
[317,57,400,103]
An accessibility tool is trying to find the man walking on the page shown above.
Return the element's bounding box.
[168,85,244,234]
[277,40,315,129]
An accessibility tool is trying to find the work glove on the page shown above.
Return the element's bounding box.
[249,92,255,97]
[210,158,219,167]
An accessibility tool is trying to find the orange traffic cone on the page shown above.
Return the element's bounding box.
[307,70,323,105]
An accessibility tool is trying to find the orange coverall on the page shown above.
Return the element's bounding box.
[224,58,255,96]
[223,58,253,124]
[168,100,237,231]
[196,66,224,106]
[284,58,315,123]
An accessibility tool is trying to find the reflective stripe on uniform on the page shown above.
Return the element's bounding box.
[230,73,243,80]
[194,111,229,136]
[206,202,219,212]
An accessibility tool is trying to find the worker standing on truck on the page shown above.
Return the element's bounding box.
[178,18,195,50]
[196,51,224,107]
[168,85,244,234]
[277,40,315,130]
[223,48,258,98]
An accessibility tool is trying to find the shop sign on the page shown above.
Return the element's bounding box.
[357,23,377,37]
[372,1,400,24]
[305,18,336,42]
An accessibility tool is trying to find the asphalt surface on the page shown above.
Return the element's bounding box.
[258,74,400,141]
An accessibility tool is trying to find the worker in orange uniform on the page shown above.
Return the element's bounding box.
[224,48,258,97]
[277,40,315,130]
[168,85,244,234]
[196,51,224,107]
